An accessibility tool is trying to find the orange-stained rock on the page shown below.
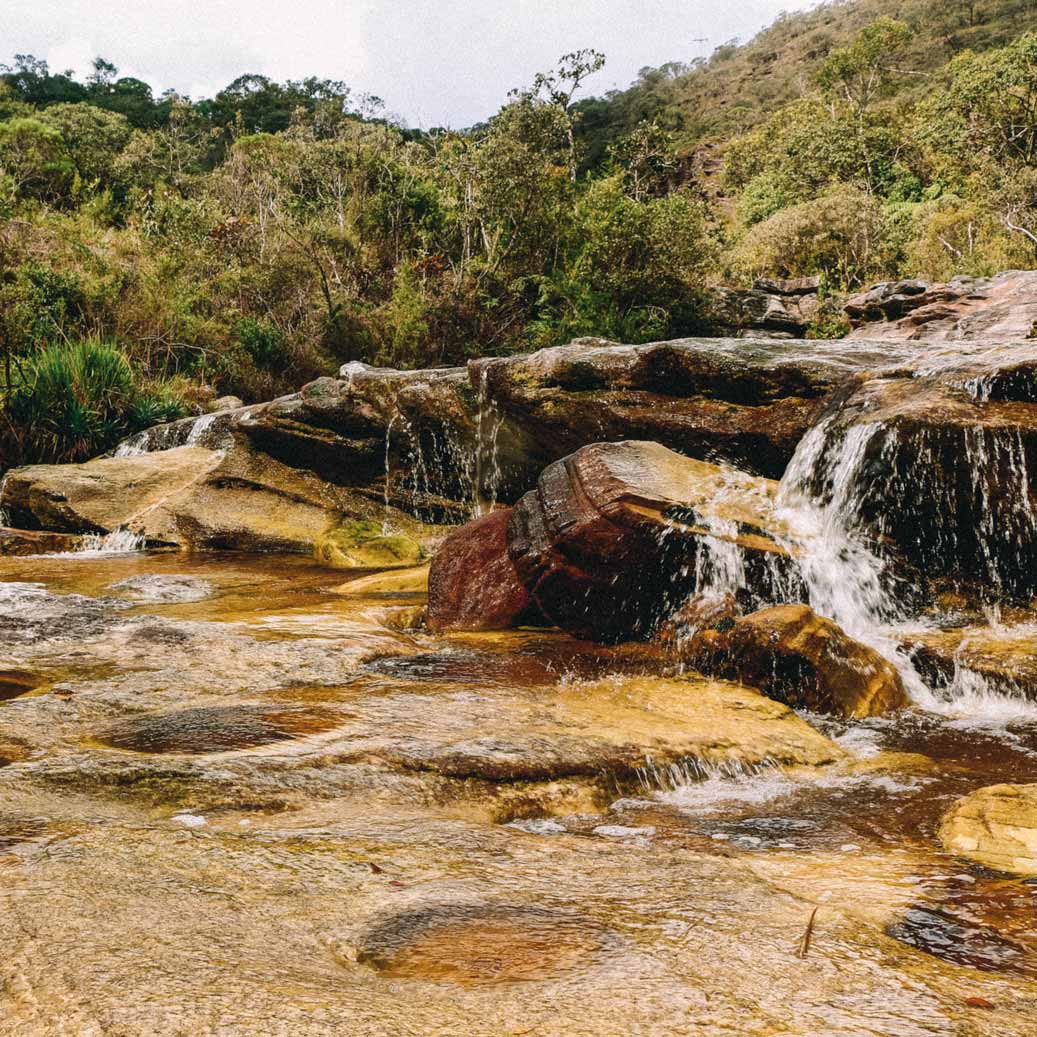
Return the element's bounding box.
[427,509,541,632]
[682,603,909,718]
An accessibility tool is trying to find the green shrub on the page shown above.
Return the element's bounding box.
[2,338,185,465]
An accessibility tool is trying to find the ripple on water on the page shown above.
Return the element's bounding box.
[355,905,613,985]
[108,575,214,604]
[93,704,342,754]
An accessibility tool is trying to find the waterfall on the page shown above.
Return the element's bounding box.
[472,368,504,517]
[0,472,10,527]
[74,529,147,555]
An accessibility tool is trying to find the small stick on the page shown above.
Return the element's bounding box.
[798,906,819,959]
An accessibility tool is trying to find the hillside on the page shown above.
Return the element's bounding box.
[576,0,1037,159]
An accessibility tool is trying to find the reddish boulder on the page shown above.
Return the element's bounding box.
[507,441,800,643]
[427,509,540,632]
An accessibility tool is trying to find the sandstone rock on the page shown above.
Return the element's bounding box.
[904,624,1037,702]
[796,367,1037,601]
[427,509,540,632]
[471,337,911,483]
[0,444,402,554]
[334,565,430,596]
[209,395,244,412]
[507,440,800,643]
[0,527,82,555]
[380,675,845,781]
[681,604,909,718]
[844,271,1037,341]
[315,519,425,570]
[939,784,1037,876]
[655,592,740,654]
[709,277,821,338]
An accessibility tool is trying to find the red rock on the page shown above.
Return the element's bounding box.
[507,441,799,644]
[427,509,540,632]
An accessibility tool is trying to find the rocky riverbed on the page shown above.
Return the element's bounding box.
[4,332,1037,1035]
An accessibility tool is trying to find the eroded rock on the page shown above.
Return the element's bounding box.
[0,527,82,556]
[507,440,799,643]
[681,604,909,718]
[939,784,1037,876]
[845,271,1037,341]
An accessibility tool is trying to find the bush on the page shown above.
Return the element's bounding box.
[1,338,185,465]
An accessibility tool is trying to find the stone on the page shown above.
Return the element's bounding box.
[904,623,1037,702]
[709,277,821,338]
[427,509,540,632]
[0,527,82,555]
[939,784,1037,876]
[334,565,430,596]
[655,592,740,654]
[0,444,405,554]
[844,270,1037,341]
[796,364,1037,601]
[681,604,909,718]
[209,395,244,412]
[507,440,799,643]
[315,519,425,570]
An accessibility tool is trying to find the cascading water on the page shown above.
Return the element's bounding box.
[472,368,504,518]
[74,528,147,555]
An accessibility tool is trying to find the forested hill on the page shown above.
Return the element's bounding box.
[574,0,1037,162]
[2,0,1037,470]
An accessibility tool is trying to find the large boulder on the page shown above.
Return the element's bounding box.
[939,784,1037,876]
[471,336,913,483]
[0,444,407,554]
[680,603,909,718]
[507,440,800,643]
[427,508,540,632]
[844,270,1037,341]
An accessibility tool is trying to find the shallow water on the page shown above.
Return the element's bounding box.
[1,550,1036,1035]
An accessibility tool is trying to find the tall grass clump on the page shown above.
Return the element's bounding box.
[1,339,185,466]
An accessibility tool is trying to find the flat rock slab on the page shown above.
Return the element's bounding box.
[940,784,1037,876]
[0,528,82,556]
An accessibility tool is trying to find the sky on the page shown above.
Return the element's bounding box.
[1,1,816,128]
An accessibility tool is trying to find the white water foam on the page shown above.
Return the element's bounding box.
[72,529,147,556]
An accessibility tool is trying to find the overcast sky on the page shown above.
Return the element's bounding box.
[1,1,816,128]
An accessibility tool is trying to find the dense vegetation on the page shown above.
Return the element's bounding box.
[2,0,1037,466]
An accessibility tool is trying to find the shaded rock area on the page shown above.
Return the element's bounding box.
[0,335,931,549]
[844,271,1037,342]
[905,623,1037,703]
[940,784,1037,876]
[0,528,82,555]
[427,508,540,632]
[507,440,799,643]
[794,347,1037,601]
[680,604,909,719]
[710,276,821,338]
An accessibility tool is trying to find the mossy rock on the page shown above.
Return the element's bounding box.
[315,520,425,570]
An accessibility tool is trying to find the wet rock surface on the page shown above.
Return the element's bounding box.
[507,440,798,642]
[427,508,539,632]
[940,784,1037,877]
[0,551,1036,1035]
[682,604,910,718]
[0,527,83,555]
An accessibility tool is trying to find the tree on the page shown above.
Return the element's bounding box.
[40,103,132,192]
[516,49,605,181]
[0,117,71,203]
